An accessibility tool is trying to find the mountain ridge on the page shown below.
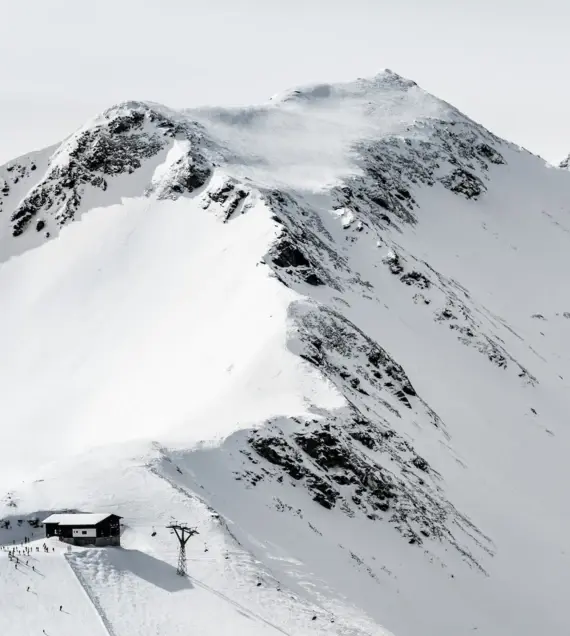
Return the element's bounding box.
[0,70,515,252]
[2,70,570,636]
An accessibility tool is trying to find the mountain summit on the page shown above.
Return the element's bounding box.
[1,71,570,636]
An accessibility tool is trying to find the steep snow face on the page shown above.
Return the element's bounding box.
[0,192,342,484]
[3,70,570,636]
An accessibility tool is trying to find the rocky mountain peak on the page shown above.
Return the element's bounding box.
[1,101,211,248]
[270,69,419,104]
[1,71,509,257]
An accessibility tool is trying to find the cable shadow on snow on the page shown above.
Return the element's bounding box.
[108,549,194,592]
[189,575,290,635]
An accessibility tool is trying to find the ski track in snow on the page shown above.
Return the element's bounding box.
[0,542,108,636]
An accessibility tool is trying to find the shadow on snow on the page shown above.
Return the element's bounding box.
[109,548,193,592]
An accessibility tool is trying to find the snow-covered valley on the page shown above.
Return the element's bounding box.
[2,70,570,635]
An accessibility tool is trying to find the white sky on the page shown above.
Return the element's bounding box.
[1,0,568,164]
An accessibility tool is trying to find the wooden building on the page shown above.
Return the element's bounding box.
[42,513,122,547]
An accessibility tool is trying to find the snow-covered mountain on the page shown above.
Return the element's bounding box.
[2,70,570,636]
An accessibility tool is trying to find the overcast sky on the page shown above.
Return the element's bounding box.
[1,0,568,164]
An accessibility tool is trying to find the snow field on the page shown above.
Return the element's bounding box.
[0,190,342,487]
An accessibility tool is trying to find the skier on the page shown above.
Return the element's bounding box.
[59,605,62,612]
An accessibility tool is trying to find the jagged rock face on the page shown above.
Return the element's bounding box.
[331,118,505,230]
[264,191,342,290]
[377,248,538,383]
[0,161,37,199]
[7,103,212,237]
[0,152,47,234]
[289,302,431,418]
[246,409,491,567]
[240,301,492,566]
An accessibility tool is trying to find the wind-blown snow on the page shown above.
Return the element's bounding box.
[188,71,454,190]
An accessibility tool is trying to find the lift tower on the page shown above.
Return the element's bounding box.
[167,523,199,576]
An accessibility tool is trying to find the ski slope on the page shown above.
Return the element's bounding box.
[66,528,356,636]
[0,534,372,636]
[0,541,107,636]
[0,444,383,636]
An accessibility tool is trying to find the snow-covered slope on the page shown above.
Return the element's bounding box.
[2,70,570,636]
